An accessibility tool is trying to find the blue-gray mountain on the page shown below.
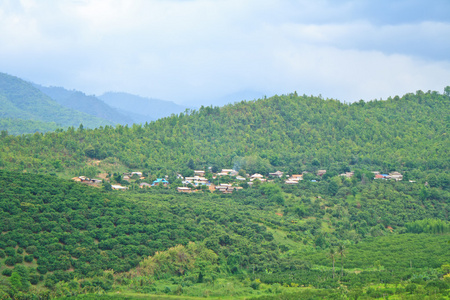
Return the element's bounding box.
[0,72,112,134]
[98,92,188,123]
[34,84,134,125]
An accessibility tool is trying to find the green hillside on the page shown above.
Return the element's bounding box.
[0,170,448,298]
[0,118,61,136]
[0,73,113,134]
[1,89,448,178]
[0,89,449,298]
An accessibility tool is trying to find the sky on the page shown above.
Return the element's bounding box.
[0,0,449,106]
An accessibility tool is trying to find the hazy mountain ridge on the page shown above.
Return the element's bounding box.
[0,72,193,134]
[0,72,113,134]
[99,91,188,123]
[34,84,134,125]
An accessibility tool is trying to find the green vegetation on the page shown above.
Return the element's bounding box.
[0,72,113,134]
[0,88,449,298]
[1,89,448,179]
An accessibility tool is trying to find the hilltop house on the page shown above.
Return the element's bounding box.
[317,170,327,176]
[111,184,128,190]
[152,178,169,187]
[194,170,205,176]
[139,182,151,188]
[285,174,303,184]
[269,171,284,178]
[388,172,403,181]
[340,172,354,178]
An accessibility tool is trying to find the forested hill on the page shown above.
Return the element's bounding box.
[0,73,113,134]
[0,89,448,178]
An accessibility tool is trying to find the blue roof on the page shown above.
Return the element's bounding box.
[153,178,169,183]
[151,178,169,186]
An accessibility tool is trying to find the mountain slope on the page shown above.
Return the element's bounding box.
[99,92,188,123]
[0,72,113,134]
[34,85,134,125]
[0,90,448,176]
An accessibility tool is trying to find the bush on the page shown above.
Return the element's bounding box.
[4,256,16,266]
[4,247,15,257]
[0,250,5,258]
[14,255,23,264]
[2,269,12,276]
[44,278,55,289]
[29,274,40,285]
[37,265,47,275]
[405,283,416,293]
[6,240,17,248]
[425,280,449,291]
[25,246,38,254]
[17,248,24,254]
[24,255,34,263]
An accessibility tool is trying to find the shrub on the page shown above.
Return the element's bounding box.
[25,246,38,254]
[4,257,16,266]
[6,240,17,248]
[4,247,15,257]
[405,283,416,293]
[24,255,34,263]
[2,269,12,276]
[44,278,55,289]
[37,265,47,275]
[14,255,23,264]
[29,274,40,285]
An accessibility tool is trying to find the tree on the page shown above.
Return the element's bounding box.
[187,159,195,170]
[10,271,22,291]
[444,86,450,97]
[328,180,339,196]
[338,244,346,277]
[329,248,336,279]
[14,265,30,291]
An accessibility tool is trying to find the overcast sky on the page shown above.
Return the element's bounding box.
[1,0,449,106]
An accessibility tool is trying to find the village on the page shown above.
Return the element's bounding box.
[72,168,405,193]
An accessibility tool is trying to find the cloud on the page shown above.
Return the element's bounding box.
[273,45,450,102]
[0,0,449,105]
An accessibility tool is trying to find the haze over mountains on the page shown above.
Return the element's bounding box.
[0,72,188,135]
[98,92,188,124]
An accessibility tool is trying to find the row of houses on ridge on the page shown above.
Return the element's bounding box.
[73,168,405,192]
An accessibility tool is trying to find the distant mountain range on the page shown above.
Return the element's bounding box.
[33,84,134,125]
[0,72,189,135]
[0,73,112,134]
[98,92,187,124]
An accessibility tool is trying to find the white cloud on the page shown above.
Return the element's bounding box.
[0,0,449,105]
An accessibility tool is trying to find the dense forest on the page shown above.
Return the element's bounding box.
[0,89,449,299]
[1,89,449,177]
